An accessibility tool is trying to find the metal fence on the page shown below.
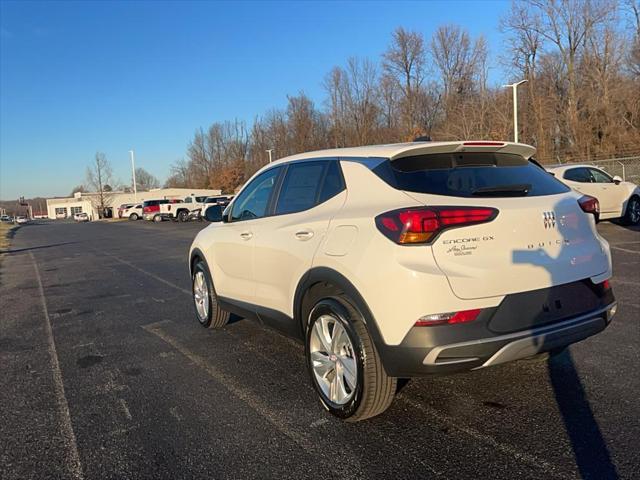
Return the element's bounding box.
[582,156,640,184]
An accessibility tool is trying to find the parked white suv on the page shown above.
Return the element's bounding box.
[122,204,143,221]
[189,141,616,421]
[546,164,640,225]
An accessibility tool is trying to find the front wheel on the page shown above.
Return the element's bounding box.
[129,213,138,221]
[622,195,640,225]
[153,214,162,223]
[305,296,396,422]
[192,260,229,329]
[178,210,189,222]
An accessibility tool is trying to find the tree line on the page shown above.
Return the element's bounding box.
[165,0,640,194]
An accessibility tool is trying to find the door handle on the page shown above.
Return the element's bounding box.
[240,231,253,240]
[295,229,314,240]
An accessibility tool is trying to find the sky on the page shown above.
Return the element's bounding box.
[0,0,512,200]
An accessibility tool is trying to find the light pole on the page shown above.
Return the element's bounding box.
[502,79,528,143]
[266,149,273,163]
[129,150,137,202]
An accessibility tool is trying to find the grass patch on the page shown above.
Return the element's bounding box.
[0,222,17,253]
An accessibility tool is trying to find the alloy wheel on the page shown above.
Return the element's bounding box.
[193,270,210,321]
[630,198,640,224]
[309,314,358,405]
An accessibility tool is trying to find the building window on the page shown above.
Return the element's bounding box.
[70,206,82,215]
[55,207,67,217]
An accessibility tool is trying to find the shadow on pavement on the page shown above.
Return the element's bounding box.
[512,196,618,479]
[548,351,618,479]
[2,241,79,254]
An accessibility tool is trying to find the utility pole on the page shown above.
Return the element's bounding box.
[502,79,528,143]
[129,150,137,202]
[266,149,273,163]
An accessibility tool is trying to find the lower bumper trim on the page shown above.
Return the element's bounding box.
[422,303,615,369]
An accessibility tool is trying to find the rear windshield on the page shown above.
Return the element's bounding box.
[371,153,569,197]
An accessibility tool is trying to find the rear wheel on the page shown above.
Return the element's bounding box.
[622,195,640,225]
[129,213,138,221]
[153,214,162,223]
[305,295,396,422]
[178,210,189,222]
[192,260,229,329]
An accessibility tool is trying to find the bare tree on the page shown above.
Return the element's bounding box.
[430,25,488,99]
[85,152,115,218]
[69,185,86,196]
[134,168,160,191]
[172,14,639,185]
[383,27,427,137]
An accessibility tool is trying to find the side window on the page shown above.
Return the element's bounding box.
[275,162,326,215]
[589,168,612,183]
[184,197,193,203]
[318,160,345,203]
[564,168,592,183]
[231,167,281,221]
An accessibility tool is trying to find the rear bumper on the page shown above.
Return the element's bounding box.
[377,301,616,377]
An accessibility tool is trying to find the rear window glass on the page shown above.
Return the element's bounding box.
[275,162,325,215]
[372,153,569,197]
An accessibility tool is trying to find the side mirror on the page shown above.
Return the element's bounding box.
[204,204,223,222]
[612,175,622,184]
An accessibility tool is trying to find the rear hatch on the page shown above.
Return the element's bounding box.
[420,194,608,299]
[377,145,609,299]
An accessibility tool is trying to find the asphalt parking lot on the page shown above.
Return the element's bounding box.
[1,219,638,480]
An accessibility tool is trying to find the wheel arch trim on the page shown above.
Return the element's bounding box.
[293,266,387,358]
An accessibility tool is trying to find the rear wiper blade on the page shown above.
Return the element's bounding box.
[471,184,531,196]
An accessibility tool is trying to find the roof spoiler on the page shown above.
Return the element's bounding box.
[391,141,537,161]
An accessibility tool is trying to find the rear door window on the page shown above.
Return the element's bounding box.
[275,160,345,215]
[275,162,325,215]
[371,153,569,197]
[318,161,345,204]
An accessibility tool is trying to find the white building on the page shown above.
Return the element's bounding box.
[46,188,222,220]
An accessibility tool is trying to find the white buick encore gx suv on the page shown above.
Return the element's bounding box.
[189,141,616,421]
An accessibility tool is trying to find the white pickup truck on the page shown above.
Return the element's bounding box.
[159,195,209,222]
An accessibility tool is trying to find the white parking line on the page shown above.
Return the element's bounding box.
[142,321,365,478]
[399,396,565,478]
[119,398,133,421]
[611,245,640,254]
[115,251,563,477]
[31,252,84,480]
[100,251,191,295]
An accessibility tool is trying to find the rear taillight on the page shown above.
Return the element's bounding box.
[415,308,482,326]
[375,206,498,244]
[592,278,611,292]
[578,195,599,216]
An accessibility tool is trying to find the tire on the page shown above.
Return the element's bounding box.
[305,295,396,422]
[192,260,230,329]
[129,213,138,221]
[178,210,189,223]
[622,195,640,226]
[153,214,162,223]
